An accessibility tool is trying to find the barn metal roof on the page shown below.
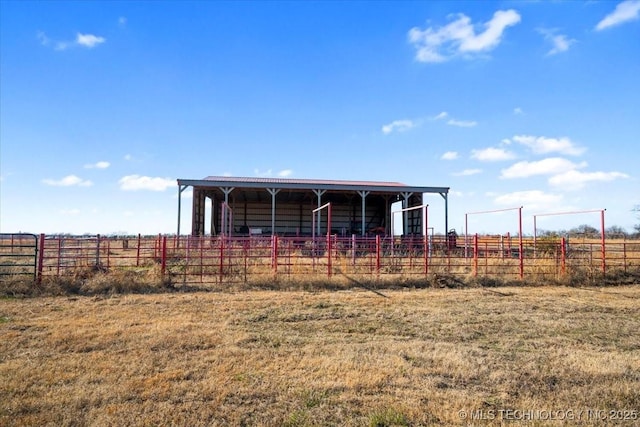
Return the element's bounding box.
[177,176,449,194]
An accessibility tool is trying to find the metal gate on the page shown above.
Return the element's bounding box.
[0,233,38,280]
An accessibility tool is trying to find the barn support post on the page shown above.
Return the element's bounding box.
[211,196,218,235]
[267,188,281,236]
[358,191,370,236]
[176,184,189,242]
[400,192,412,235]
[440,191,449,240]
[313,189,326,235]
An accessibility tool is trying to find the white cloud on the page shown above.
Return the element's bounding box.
[278,169,293,177]
[42,175,93,187]
[84,161,110,169]
[596,0,640,31]
[453,168,482,176]
[538,28,576,56]
[513,107,523,115]
[441,151,459,160]
[76,33,106,48]
[382,119,417,134]
[37,31,50,46]
[37,31,105,50]
[124,154,133,161]
[119,175,175,191]
[548,170,630,190]
[118,16,127,26]
[408,9,521,63]
[501,158,587,179]
[431,111,449,120]
[447,118,478,128]
[471,147,516,162]
[254,169,273,177]
[494,190,563,209]
[512,135,585,156]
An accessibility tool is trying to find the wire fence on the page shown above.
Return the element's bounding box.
[2,233,639,286]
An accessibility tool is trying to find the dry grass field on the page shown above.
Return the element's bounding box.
[1,286,639,426]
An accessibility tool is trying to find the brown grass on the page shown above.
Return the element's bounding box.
[1,286,639,426]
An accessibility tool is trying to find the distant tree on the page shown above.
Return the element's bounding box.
[606,225,628,239]
[569,224,599,238]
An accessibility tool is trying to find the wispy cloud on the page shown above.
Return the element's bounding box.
[441,151,459,160]
[76,33,106,48]
[43,175,93,187]
[431,111,449,121]
[118,16,127,27]
[471,147,516,162]
[537,28,576,55]
[501,158,587,179]
[382,119,417,135]
[494,190,563,209]
[596,0,640,31]
[453,168,482,176]
[548,170,629,190]
[447,118,478,128]
[408,9,521,63]
[252,169,293,178]
[84,161,110,169]
[431,111,477,127]
[37,31,106,51]
[513,107,524,115]
[119,175,174,191]
[512,135,585,156]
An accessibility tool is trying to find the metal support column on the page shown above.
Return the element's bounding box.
[313,189,326,235]
[267,188,281,235]
[177,184,189,237]
[400,192,413,235]
[440,191,449,235]
[357,191,370,236]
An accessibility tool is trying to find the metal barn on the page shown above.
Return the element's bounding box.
[177,176,450,237]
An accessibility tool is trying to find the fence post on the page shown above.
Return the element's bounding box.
[327,235,332,278]
[219,237,225,284]
[37,234,45,284]
[136,234,141,266]
[424,234,429,276]
[601,210,606,274]
[561,237,566,276]
[351,234,356,266]
[57,238,61,276]
[376,235,381,277]
[273,235,279,274]
[96,234,101,267]
[161,236,167,278]
[473,234,478,277]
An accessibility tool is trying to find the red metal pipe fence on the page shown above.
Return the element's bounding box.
[1,234,637,286]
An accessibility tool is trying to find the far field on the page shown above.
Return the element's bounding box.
[1,286,639,426]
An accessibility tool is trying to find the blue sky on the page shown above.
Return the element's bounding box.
[1,0,639,236]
